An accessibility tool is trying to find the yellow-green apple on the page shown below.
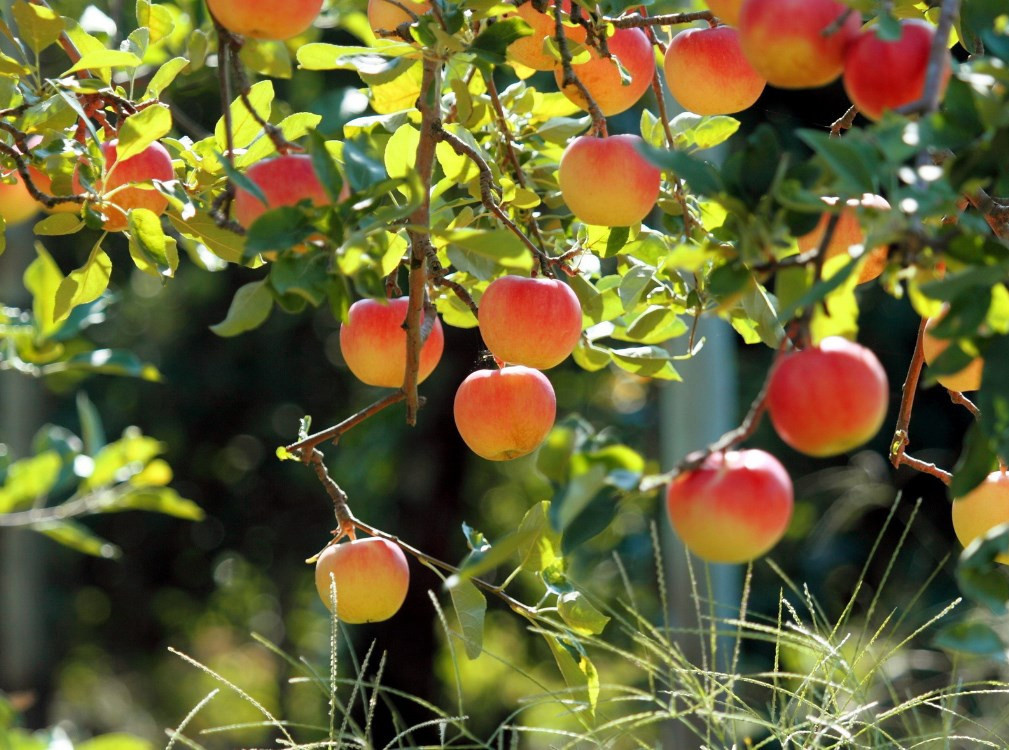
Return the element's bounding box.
[508,0,586,71]
[766,337,889,457]
[558,135,661,227]
[952,471,1009,565]
[367,0,432,35]
[0,169,39,225]
[705,0,743,25]
[232,154,332,230]
[663,25,766,115]
[797,194,891,284]
[478,276,583,369]
[72,139,174,231]
[921,306,984,392]
[339,297,445,388]
[666,449,793,564]
[207,0,323,39]
[738,0,861,89]
[315,537,410,622]
[843,19,950,121]
[454,366,556,461]
[554,27,655,116]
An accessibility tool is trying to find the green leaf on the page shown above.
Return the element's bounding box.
[128,209,177,278]
[448,579,486,660]
[611,346,682,380]
[268,253,329,306]
[54,246,112,323]
[210,280,274,337]
[796,129,877,195]
[436,229,534,272]
[296,43,412,72]
[77,391,106,455]
[56,350,162,381]
[63,49,142,76]
[978,334,1009,459]
[106,487,203,520]
[957,522,1009,615]
[23,242,64,339]
[168,212,246,263]
[641,145,723,195]
[245,207,316,258]
[117,105,172,161]
[143,56,189,99]
[215,80,274,151]
[951,422,998,498]
[470,18,532,64]
[85,434,164,490]
[33,520,121,559]
[543,633,599,717]
[449,525,538,586]
[934,621,1007,659]
[516,501,561,574]
[669,112,741,151]
[308,131,345,202]
[34,213,84,236]
[12,0,65,54]
[0,452,62,514]
[558,591,610,636]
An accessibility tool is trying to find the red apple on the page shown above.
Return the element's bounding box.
[207,0,323,39]
[315,537,410,623]
[843,19,950,122]
[367,0,432,35]
[0,168,39,226]
[922,306,984,393]
[797,194,891,284]
[72,139,174,232]
[554,27,655,116]
[508,0,586,71]
[705,0,743,25]
[454,366,556,461]
[666,449,793,564]
[952,471,1009,565]
[339,297,445,388]
[738,0,861,89]
[663,25,766,115]
[558,135,661,227]
[766,337,889,457]
[232,154,332,230]
[478,276,583,369]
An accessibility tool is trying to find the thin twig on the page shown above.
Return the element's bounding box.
[895,0,959,116]
[285,390,409,455]
[553,0,607,137]
[607,11,713,28]
[949,390,981,419]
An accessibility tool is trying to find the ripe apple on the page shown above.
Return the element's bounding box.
[367,0,432,35]
[478,276,583,369]
[554,27,655,116]
[766,337,889,457]
[705,0,743,25]
[454,366,556,461]
[0,168,39,226]
[315,537,410,623]
[663,26,766,115]
[797,194,891,284]
[72,139,174,232]
[558,135,661,227]
[207,0,323,39]
[843,19,950,122]
[921,306,984,393]
[339,297,445,388]
[232,154,332,230]
[508,0,586,71]
[666,449,793,564]
[952,471,1009,565]
[738,0,861,89]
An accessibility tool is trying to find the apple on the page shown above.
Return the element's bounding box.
[508,0,586,71]
[0,169,39,226]
[797,194,891,284]
[921,306,984,393]
[952,471,1009,565]
[766,337,889,457]
[478,276,583,369]
[72,140,174,232]
[315,537,410,623]
[705,0,743,25]
[232,154,333,230]
[454,366,556,461]
[666,449,793,564]
[554,27,655,116]
[843,19,950,122]
[339,297,445,388]
[738,0,861,89]
[663,26,766,115]
[558,135,661,227]
[367,0,432,35]
[207,0,323,39]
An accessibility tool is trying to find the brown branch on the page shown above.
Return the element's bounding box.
[950,390,981,419]
[426,247,479,318]
[403,57,442,425]
[606,11,713,29]
[965,187,1009,239]
[830,105,858,137]
[889,318,953,485]
[433,124,555,276]
[896,0,960,116]
[554,0,607,137]
[649,66,697,239]
[0,142,86,209]
[285,390,409,455]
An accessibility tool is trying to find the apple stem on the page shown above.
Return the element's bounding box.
[889,317,953,485]
[433,124,556,277]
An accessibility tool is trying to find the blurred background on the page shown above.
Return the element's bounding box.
[0,0,997,746]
